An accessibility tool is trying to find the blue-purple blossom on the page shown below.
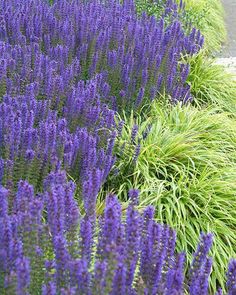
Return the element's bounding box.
[42,282,57,295]
[0,176,235,294]
[16,256,31,295]
[0,1,232,295]
[0,186,8,217]
[79,216,93,264]
[0,87,116,189]
[0,0,202,114]
[189,233,213,288]
[227,260,236,295]
[166,252,185,295]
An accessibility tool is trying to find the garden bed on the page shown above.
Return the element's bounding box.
[0,0,236,294]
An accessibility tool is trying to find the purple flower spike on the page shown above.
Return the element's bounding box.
[131,124,138,143]
[166,252,185,295]
[16,256,31,295]
[189,233,213,294]
[0,186,8,217]
[42,282,57,295]
[0,0,231,293]
[112,263,126,295]
[128,189,139,206]
[227,260,236,295]
[135,88,145,108]
[125,195,141,291]
[80,216,93,264]
[0,159,4,183]
[0,172,235,293]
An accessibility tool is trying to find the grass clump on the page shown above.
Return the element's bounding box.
[102,102,236,292]
[186,51,236,113]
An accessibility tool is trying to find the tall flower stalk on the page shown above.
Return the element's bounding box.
[0,176,235,294]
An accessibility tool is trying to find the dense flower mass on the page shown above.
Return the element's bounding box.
[0,0,235,294]
[0,0,203,112]
[0,175,235,294]
[0,87,116,193]
[0,0,204,190]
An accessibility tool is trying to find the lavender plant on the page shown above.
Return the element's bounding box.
[0,173,235,294]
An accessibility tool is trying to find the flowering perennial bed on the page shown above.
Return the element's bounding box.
[1,174,236,294]
[0,0,236,294]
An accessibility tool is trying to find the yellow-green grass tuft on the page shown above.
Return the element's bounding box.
[101,102,236,292]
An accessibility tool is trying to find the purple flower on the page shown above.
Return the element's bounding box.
[16,256,31,295]
[53,234,70,287]
[0,1,229,294]
[131,124,138,143]
[1,215,14,268]
[0,173,235,293]
[140,206,155,283]
[0,158,4,183]
[80,216,93,264]
[97,194,122,259]
[227,260,236,295]
[194,257,212,295]
[92,262,107,294]
[69,259,90,294]
[166,253,185,295]
[125,195,141,291]
[42,282,57,295]
[0,185,8,217]
[189,233,213,293]
[82,169,103,218]
[111,263,126,295]
[135,87,145,108]
[117,120,124,137]
[133,143,141,164]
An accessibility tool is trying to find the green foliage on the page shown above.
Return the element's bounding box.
[102,102,236,292]
[179,0,227,53]
[186,51,236,113]
[135,0,167,18]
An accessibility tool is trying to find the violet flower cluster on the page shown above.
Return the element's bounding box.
[0,88,115,192]
[0,0,203,113]
[0,0,235,294]
[0,10,116,194]
[0,175,236,294]
[0,0,204,194]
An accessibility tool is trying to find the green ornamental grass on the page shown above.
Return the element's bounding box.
[186,51,236,113]
[178,0,227,53]
[102,102,236,292]
[100,0,236,292]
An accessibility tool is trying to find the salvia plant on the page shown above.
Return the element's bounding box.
[135,0,205,37]
[0,0,203,113]
[0,85,116,192]
[0,0,204,192]
[0,0,235,294]
[0,173,236,294]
